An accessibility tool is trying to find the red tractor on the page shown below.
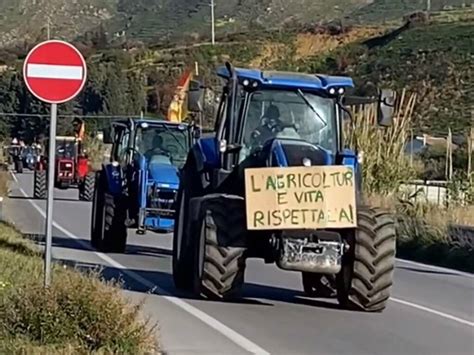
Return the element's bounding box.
[33,136,95,201]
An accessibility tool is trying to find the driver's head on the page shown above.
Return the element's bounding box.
[152,135,164,149]
[265,105,280,121]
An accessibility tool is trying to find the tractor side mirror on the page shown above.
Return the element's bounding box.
[377,89,396,127]
[102,126,114,144]
[188,80,204,113]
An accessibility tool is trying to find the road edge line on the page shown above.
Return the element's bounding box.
[396,258,474,279]
[390,298,474,328]
[10,172,270,355]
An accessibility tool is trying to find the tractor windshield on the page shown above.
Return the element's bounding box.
[136,125,189,169]
[56,141,76,158]
[241,90,337,157]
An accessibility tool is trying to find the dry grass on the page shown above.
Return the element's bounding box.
[0,222,158,354]
[345,90,419,194]
[366,193,474,272]
[294,26,385,59]
[83,136,108,172]
[0,171,9,198]
[451,205,474,226]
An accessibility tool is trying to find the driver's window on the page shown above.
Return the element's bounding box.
[118,132,130,165]
[214,93,227,134]
[112,129,129,165]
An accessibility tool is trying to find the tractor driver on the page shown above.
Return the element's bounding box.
[144,134,170,162]
[250,104,300,147]
[249,104,282,147]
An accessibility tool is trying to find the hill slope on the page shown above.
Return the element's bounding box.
[0,0,467,47]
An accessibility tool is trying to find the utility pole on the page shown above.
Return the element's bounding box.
[47,17,51,40]
[426,0,431,12]
[210,0,215,45]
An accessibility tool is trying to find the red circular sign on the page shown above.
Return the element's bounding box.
[23,40,87,104]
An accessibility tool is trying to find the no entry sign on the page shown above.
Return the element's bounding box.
[22,40,87,288]
[23,40,87,104]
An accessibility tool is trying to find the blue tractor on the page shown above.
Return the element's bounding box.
[173,63,397,312]
[90,119,195,253]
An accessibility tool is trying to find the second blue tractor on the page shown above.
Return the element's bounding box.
[90,119,196,253]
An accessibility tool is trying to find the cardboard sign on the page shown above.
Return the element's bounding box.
[245,166,357,230]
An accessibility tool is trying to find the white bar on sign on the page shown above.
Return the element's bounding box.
[27,64,83,80]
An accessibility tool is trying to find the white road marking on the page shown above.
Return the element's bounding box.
[10,173,270,355]
[390,298,474,328]
[26,63,83,80]
[396,258,474,279]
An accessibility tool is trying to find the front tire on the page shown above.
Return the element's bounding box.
[79,172,95,201]
[15,159,23,173]
[100,193,127,253]
[90,172,104,249]
[34,170,47,199]
[172,188,195,291]
[337,207,396,312]
[193,195,247,300]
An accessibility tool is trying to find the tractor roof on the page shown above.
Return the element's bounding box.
[56,136,77,142]
[113,118,189,128]
[217,67,354,92]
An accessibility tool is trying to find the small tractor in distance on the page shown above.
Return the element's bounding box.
[6,143,24,173]
[90,119,195,253]
[33,136,95,201]
[173,63,397,312]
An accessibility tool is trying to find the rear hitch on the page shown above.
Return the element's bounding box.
[276,231,344,274]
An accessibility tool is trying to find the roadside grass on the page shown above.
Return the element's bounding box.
[0,222,158,354]
[0,170,9,198]
[367,194,474,273]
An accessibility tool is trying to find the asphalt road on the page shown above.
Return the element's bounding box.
[5,171,474,355]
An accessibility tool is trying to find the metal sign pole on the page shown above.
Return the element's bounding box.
[44,103,57,287]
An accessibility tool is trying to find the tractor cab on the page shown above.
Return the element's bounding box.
[91,118,195,253]
[186,65,395,189]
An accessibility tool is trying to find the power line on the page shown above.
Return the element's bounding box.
[0,113,146,119]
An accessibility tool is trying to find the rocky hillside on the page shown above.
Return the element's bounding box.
[0,0,469,47]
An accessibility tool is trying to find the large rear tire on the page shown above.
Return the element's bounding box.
[34,170,47,199]
[193,195,247,300]
[79,172,95,202]
[337,207,396,312]
[14,159,23,174]
[172,188,195,291]
[100,193,127,253]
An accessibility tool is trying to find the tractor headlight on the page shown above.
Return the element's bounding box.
[328,87,345,96]
[242,79,259,89]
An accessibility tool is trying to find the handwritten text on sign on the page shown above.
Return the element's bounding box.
[244,166,357,230]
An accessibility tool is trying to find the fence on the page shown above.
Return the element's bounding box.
[400,180,449,205]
